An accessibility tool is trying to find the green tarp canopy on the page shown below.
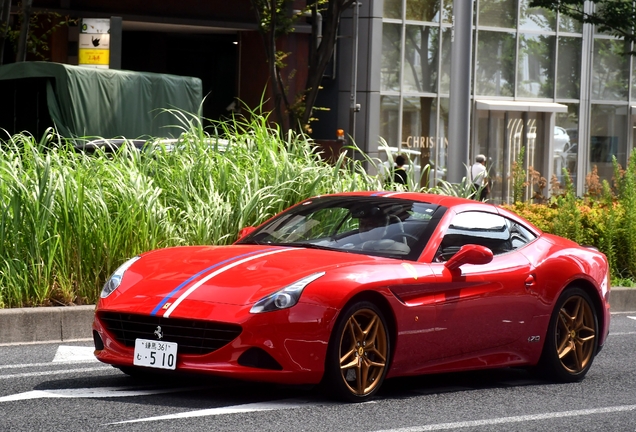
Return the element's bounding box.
[0,61,203,139]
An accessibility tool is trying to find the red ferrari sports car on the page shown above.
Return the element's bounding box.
[93,192,611,402]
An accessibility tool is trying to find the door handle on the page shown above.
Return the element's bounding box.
[525,274,536,288]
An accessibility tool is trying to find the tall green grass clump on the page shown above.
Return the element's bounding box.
[613,154,636,279]
[0,109,378,308]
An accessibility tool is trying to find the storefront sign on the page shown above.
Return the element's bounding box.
[79,18,111,69]
[403,136,449,149]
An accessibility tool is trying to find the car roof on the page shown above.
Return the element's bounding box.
[316,191,490,207]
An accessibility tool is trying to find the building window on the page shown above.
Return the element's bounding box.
[403,25,439,93]
[380,96,401,149]
[381,23,402,92]
[517,33,555,98]
[439,27,452,94]
[555,104,579,187]
[478,0,517,29]
[591,38,630,101]
[475,30,516,97]
[556,37,582,99]
[406,0,442,22]
[384,0,402,19]
[519,0,556,32]
[589,104,628,184]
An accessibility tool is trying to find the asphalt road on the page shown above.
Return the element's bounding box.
[1,312,635,432]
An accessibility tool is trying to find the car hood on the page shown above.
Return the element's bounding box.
[99,245,384,316]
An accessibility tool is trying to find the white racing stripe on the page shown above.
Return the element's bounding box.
[163,248,296,318]
[372,405,636,432]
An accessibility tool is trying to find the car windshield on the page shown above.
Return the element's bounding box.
[236,196,446,260]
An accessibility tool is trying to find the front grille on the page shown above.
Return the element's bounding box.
[98,311,242,355]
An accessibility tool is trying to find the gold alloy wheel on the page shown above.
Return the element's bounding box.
[556,295,596,374]
[338,308,388,396]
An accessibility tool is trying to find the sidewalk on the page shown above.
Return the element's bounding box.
[0,288,635,345]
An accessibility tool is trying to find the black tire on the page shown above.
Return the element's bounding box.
[538,287,599,382]
[322,301,390,402]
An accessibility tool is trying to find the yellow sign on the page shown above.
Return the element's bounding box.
[79,49,109,66]
[79,18,111,68]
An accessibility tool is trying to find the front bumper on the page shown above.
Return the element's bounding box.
[92,302,338,385]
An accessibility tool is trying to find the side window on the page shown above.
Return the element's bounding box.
[509,220,537,248]
[436,212,529,261]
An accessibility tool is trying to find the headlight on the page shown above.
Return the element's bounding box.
[100,256,141,298]
[250,272,325,313]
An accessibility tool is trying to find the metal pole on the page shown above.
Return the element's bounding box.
[447,0,474,183]
[109,17,122,69]
[348,2,360,145]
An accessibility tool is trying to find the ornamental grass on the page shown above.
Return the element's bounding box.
[0,109,380,308]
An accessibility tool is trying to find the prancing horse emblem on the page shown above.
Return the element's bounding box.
[154,326,163,340]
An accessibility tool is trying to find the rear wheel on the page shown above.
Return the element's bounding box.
[323,301,390,402]
[539,287,598,382]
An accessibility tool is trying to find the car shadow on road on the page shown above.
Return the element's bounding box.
[378,367,549,399]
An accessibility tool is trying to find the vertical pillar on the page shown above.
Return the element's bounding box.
[109,17,122,70]
[447,0,474,183]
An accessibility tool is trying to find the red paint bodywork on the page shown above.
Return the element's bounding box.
[93,192,611,384]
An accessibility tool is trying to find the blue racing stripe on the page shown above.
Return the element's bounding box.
[150,247,281,316]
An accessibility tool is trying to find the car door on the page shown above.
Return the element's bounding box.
[430,211,538,358]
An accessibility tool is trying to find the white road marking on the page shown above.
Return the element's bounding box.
[628,316,636,320]
[0,345,98,370]
[0,386,199,402]
[107,398,337,425]
[0,366,111,380]
[52,345,97,363]
[372,405,636,431]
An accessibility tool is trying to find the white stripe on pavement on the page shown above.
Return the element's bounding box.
[0,366,111,380]
[372,405,636,432]
[0,386,201,402]
[0,345,98,370]
[52,345,96,362]
[107,398,340,425]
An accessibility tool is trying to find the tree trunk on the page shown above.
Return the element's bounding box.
[301,0,354,129]
[16,0,32,62]
[0,0,12,65]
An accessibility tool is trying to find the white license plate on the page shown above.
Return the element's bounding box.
[133,339,178,370]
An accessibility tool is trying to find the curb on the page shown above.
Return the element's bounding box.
[0,288,634,345]
[0,305,95,345]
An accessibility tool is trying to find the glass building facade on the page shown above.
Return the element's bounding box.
[373,0,635,202]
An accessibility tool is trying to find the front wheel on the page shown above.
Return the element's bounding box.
[538,287,598,382]
[322,301,390,402]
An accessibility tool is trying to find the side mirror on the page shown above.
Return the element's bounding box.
[444,244,493,271]
[237,226,256,240]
